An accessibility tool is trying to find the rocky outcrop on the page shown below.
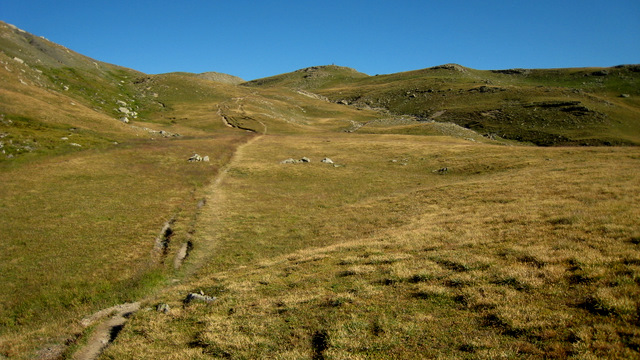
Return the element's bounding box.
[492,68,530,75]
[429,64,467,72]
[184,292,217,304]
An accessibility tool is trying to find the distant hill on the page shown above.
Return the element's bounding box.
[243,65,370,89]
[246,63,640,145]
[195,71,244,85]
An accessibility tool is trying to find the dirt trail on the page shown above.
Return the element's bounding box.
[72,302,140,360]
[69,98,267,360]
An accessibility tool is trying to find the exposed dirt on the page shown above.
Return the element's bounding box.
[72,302,140,360]
[173,240,193,269]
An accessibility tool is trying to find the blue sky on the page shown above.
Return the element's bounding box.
[2,0,639,80]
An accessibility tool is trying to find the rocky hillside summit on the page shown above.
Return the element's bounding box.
[195,71,244,85]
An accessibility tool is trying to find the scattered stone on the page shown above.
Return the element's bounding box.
[116,100,127,106]
[620,94,630,98]
[156,303,170,313]
[184,292,217,304]
[118,107,130,114]
[321,157,334,164]
[281,157,312,164]
[70,143,82,147]
[203,156,210,162]
[12,57,24,64]
[188,154,203,162]
[433,167,448,174]
[120,117,130,124]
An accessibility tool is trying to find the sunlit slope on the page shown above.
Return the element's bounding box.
[246,64,640,145]
[134,72,383,135]
[243,64,370,90]
[105,134,640,359]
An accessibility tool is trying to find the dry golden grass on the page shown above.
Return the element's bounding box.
[103,134,640,359]
[0,133,251,357]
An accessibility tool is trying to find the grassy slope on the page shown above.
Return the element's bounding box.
[0,24,385,357]
[244,64,640,146]
[0,21,255,357]
[104,135,640,359]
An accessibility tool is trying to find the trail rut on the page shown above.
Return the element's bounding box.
[68,99,267,360]
[72,302,140,360]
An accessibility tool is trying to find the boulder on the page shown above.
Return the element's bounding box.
[120,117,130,124]
[156,303,170,313]
[321,158,334,164]
[203,156,210,162]
[300,157,311,163]
[188,154,203,162]
[281,158,298,164]
[184,292,217,304]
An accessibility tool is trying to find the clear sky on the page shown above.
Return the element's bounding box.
[2,0,639,80]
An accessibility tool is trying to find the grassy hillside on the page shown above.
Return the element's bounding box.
[245,64,640,146]
[104,135,640,359]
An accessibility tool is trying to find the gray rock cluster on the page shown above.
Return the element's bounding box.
[280,157,335,164]
[280,157,310,164]
[188,154,210,162]
[184,292,217,304]
[116,100,138,121]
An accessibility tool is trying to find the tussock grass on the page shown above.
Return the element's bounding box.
[104,134,640,359]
